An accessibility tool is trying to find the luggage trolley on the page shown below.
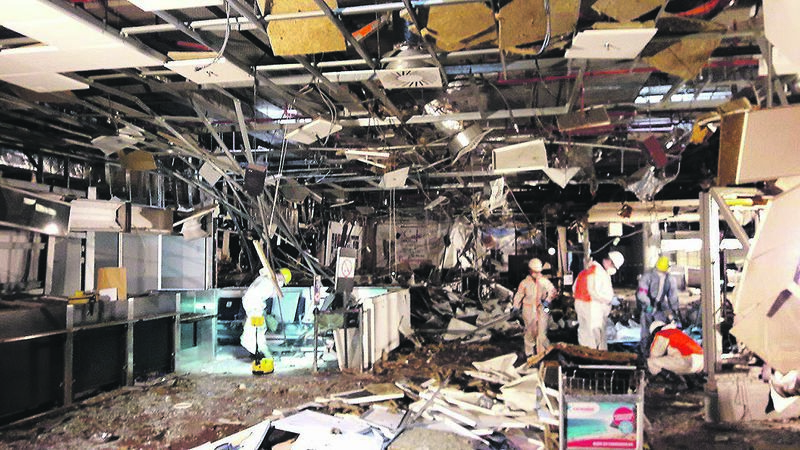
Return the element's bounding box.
[559,365,645,450]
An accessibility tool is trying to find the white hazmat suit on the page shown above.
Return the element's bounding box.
[240,272,282,356]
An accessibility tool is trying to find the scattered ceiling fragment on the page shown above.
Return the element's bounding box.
[379,167,410,190]
[497,0,580,54]
[120,150,157,172]
[731,185,800,373]
[285,119,342,145]
[644,35,722,80]
[267,0,346,56]
[566,28,658,60]
[592,0,664,23]
[625,165,677,201]
[763,0,800,65]
[542,167,581,188]
[425,3,497,52]
[557,107,611,133]
[493,140,548,174]
[165,58,253,85]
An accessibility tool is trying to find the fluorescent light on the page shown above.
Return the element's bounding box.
[128,0,224,11]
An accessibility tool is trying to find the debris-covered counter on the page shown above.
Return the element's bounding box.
[0,293,179,424]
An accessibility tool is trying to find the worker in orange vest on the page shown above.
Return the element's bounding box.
[511,258,557,356]
[647,321,703,376]
[572,251,625,350]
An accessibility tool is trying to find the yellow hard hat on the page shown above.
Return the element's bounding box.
[655,256,670,272]
[278,268,292,285]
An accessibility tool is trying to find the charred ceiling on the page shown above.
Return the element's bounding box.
[0,0,788,267]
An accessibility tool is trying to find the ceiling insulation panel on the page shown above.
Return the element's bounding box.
[0,72,88,93]
[0,45,163,76]
[267,0,346,56]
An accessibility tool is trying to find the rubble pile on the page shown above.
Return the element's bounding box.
[409,286,521,344]
[194,352,560,450]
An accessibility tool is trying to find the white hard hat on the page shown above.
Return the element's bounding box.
[650,320,666,334]
[607,251,625,270]
[528,258,544,272]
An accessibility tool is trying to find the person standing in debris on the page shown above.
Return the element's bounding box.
[572,251,625,350]
[241,268,291,365]
[511,258,557,356]
[637,256,680,356]
[647,321,703,378]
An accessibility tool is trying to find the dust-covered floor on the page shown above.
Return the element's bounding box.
[2,340,800,449]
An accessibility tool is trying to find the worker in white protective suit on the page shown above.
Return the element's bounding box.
[647,321,703,376]
[240,268,291,358]
[512,258,557,357]
[572,251,624,350]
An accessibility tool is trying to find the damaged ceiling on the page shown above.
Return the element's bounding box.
[0,0,786,265]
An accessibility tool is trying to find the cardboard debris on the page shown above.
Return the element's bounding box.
[267,0,346,56]
[591,0,663,23]
[97,267,127,301]
[644,35,722,80]
[425,3,497,52]
[497,0,580,54]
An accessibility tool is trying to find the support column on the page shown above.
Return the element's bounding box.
[642,222,661,269]
[701,192,722,422]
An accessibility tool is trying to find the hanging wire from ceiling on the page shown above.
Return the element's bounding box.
[195,1,232,72]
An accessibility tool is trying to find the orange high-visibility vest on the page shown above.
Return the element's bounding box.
[653,328,702,356]
[573,264,598,302]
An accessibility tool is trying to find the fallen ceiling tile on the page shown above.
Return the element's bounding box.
[119,150,157,171]
[497,0,580,54]
[128,0,224,11]
[542,167,580,188]
[644,35,722,80]
[379,167,410,189]
[91,134,143,156]
[0,72,88,93]
[557,107,611,133]
[591,0,663,23]
[764,0,800,66]
[267,0,346,56]
[165,57,253,85]
[493,139,548,174]
[0,44,163,77]
[425,3,497,52]
[566,28,657,60]
[199,161,224,185]
[285,119,342,145]
[655,14,727,33]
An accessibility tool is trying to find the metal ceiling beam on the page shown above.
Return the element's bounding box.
[310,0,377,70]
[400,0,448,84]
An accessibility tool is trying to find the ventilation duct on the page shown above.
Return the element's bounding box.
[423,84,491,160]
[376,47,443,90]
[0,184,70,236]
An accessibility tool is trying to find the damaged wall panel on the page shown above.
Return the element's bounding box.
[267,0,346,56]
